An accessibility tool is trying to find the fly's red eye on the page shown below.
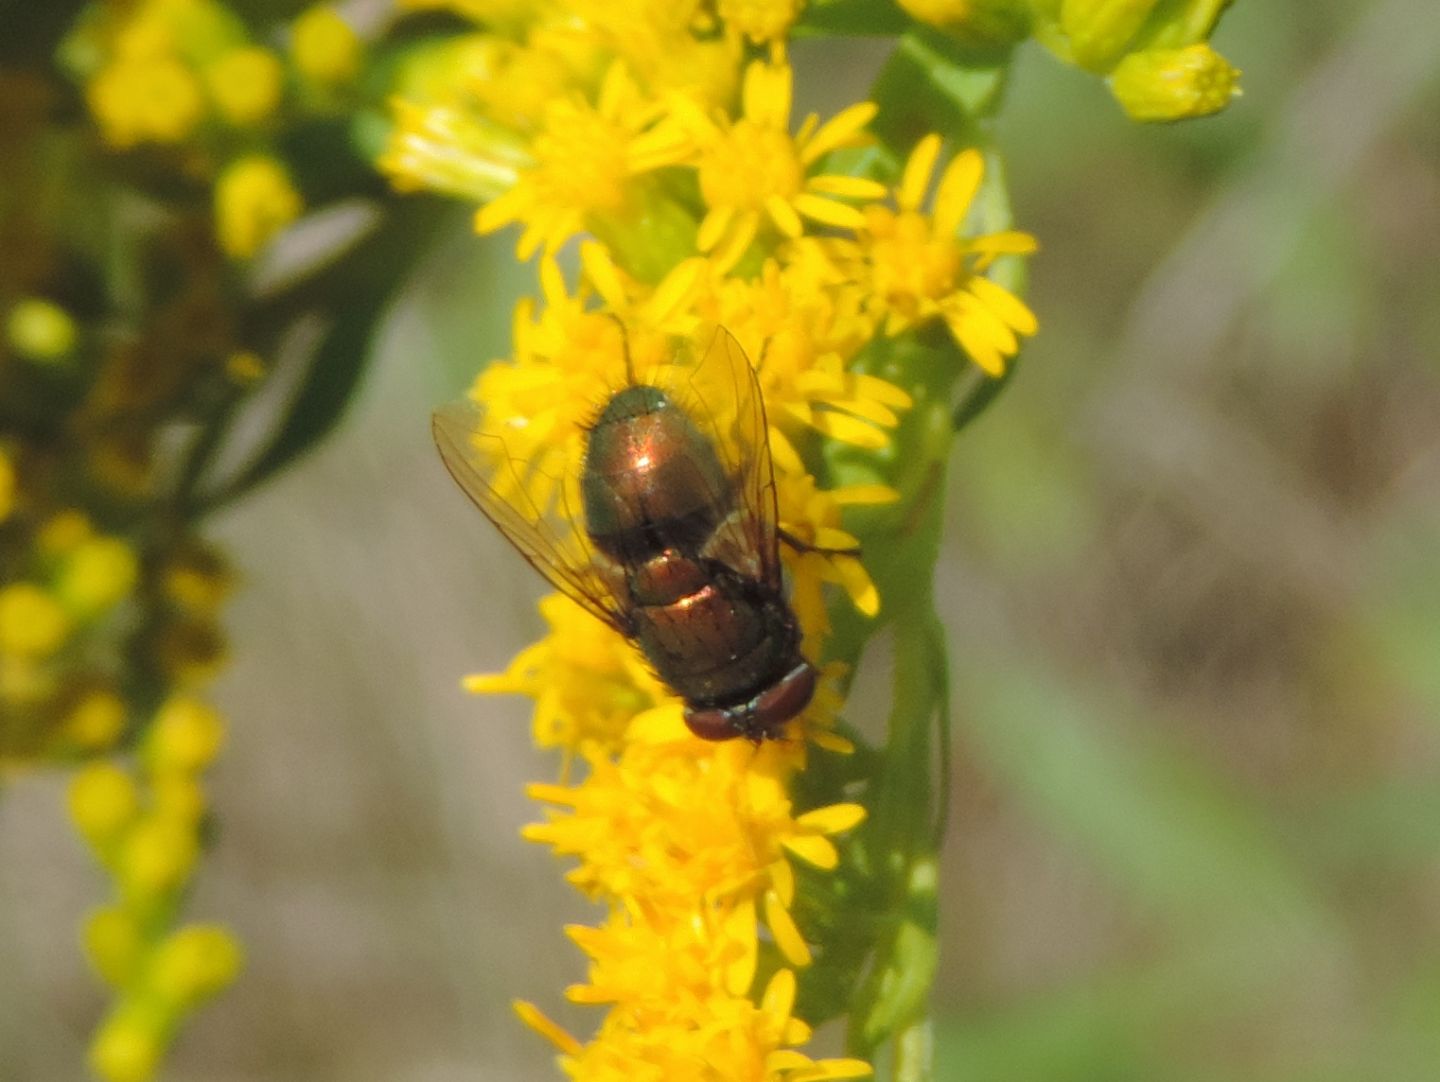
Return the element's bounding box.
[683,707,740,742]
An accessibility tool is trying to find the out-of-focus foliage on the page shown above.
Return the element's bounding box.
[928,2,1440,1078]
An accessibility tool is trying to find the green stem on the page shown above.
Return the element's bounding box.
[895,1013,935,1082]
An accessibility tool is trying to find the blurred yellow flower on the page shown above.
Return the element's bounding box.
[56,537,140,617]
[716,0,806,45]
[65,691,129,752]
[0,583,71,658]
[147,697,227,773]
[206,45,284,125]
[7,297,77,361]
[475,62,693,258]
[89,1010,162,1082]
[1110,43,1242,121]
[69,763,141,852]
[88,56,206,147]
[291,5,362,86]
[149,924,244,1005]
[213,154,303,258]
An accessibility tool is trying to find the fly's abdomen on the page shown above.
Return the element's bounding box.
[627,551,791,706]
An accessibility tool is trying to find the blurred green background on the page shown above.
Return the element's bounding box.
[4,0,1440,1078]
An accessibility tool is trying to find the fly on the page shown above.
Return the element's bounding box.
[433,326,817,742]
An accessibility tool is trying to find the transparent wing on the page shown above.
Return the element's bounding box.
[432,398,629,632]
[647,326,781,590]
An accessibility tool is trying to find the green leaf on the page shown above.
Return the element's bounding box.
[796,0,912,37]
[871,27,1016,154]
[194,198,454,511]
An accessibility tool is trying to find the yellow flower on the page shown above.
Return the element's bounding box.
[120,812,200,899]
[565,900,759,1008]
[0,583,71,658]
[476,62,694,258]
[88,55,207,147]
[1109,43,1242,122]
[716,0,806,45]
[466,593,665,757]
[89,1008,162,1082]
[69,763,141,852]
[55,536,140,617]
[7,297,78,361]
[697,257,911,472]
[1059,0,1159,70]
[847,135,1038,375]
[379,98,529,202]
[206,46,284,126]
[524,739,865,959]
[774,472,897,631]
[520,968,873,1080]
[561,0,738,107]
[291,4,362,86]
[147,697,226,773]
[148,924,244,1005]
[64,691,129,751]
[83,905,144,987]
[213,154,303,258]
[681,60,886,266]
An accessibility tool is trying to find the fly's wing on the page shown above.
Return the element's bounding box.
[432,398,630,632]
[650,326,781,590]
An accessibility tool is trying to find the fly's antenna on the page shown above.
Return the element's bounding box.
[604,312,637,384]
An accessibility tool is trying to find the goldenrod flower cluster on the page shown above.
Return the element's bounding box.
[3,66,242,1081]
[65,0,366,258]
[1039,0,1241,121]
[382,1,1048,1077]
[71,698,242,1082]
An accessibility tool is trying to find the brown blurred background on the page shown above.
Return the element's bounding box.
[4,0,1440,1078]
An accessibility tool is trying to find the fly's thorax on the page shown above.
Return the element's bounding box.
[581,384,732,552]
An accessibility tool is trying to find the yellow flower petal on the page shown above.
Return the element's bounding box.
[796,803,867,834]
[831,484,900,505]
[513,1000,582,1055]
[969,274,1039,335]
[579,241,626,309]
[782,832,839,869]
[808,411,889,448]
[760,967,797,1022]
[807,174,889,200]
[898,133,942,211]
[792,192,866,230]
[801,101,878,163]
[766,890,813,966]
[766,194,805,238]
[933,147,983,238]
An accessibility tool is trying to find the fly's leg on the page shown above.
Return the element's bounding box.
[778,526,861,559]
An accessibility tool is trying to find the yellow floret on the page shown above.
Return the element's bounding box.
[214,154,303,258]
[206,46,284,126]
[0,583,71,658]
[292,5,362,86]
